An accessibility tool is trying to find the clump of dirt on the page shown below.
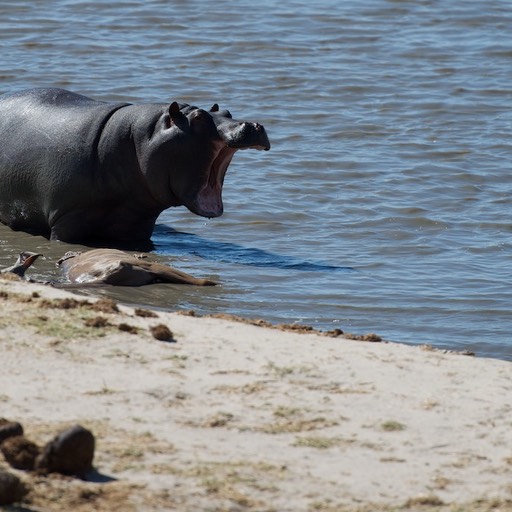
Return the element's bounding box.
[1,436,40,470]
[39,298,89,310]
[277,323,314,334]
[90,298,119,314]
[345,332,382,342]
[84,317,110,328]
[205,312,377,340]
[150,324,175,342]
[25,477,154,512]
[118,323,138,334]
[209,313,273,329]
[134,308,158,318]
[325,328,344,337]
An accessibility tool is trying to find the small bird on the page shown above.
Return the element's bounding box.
[1,252,41,278]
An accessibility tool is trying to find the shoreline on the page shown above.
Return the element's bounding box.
[1,276,511,511]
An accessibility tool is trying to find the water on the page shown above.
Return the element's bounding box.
[1,0,511,360]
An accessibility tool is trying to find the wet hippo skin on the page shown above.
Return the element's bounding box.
[0,88,270,244]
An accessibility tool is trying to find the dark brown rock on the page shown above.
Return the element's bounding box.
[36,424,95,477]
[0,469,28,505]
[0,419,23,443]
[0,435,40,470]
[150,324,175,342]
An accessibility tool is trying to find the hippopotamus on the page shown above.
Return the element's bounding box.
[0,88,270,244]
[56,249,215,286]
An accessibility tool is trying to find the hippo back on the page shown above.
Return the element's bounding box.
[0,88,128,234]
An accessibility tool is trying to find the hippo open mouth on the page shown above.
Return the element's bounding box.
[190,123,270,218]
[192,145,236,218]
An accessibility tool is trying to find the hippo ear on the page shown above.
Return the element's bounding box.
[168,102,185,128]
[210,104,219,112]
[169,102,181,118]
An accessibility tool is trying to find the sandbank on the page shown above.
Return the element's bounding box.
[0,277,511,511]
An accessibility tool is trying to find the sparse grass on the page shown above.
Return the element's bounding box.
[381,420,406,432]
[202,477,258,507]
[102,429,176,473]
[251,403,339,434]
[431,476,452,490]
[203,412,235,428]
[24,309,113,339]
[84,382,117,395]
[404,495,444,507]
[273,405,303,418]
[165,459,285,509]
[259,416,337,434]
[308,498,512,512]
[293,436,344,449]
[422,399,440,410]
[265,361,295,377]
[213,381,268,395]
[306,382,371,394]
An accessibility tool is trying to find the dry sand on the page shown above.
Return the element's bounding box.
[0,276,511,511]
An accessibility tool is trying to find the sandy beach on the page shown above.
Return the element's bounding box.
[0,276,511,511]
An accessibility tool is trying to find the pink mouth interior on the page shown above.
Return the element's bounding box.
[195,187,223,217]
[194,146,235,218]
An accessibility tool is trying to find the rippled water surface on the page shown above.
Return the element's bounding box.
[1,0,511,360]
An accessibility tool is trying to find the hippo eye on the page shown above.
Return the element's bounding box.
[221,109,232,119]
[192,110,209,123]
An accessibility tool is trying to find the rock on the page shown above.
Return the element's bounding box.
[0,470,28,505]
[150,324,175,342]
[0,419,23,443]
[36,424,95,477]
[0,435,40,470]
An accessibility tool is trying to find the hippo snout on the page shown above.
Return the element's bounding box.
[224,122,270,151]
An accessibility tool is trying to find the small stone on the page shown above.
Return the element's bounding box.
[36,424,95,477]
[134,308,158,318]
[0,419,23,444]
[118,323,138,334]
[150,324,175,342]
[0,436,40,470]
[0,469,28,505]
